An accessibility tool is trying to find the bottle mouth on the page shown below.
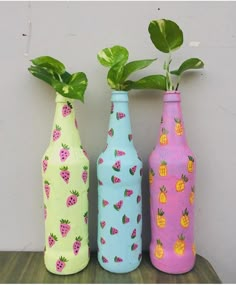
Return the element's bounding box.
[111,90,128,102]
[55,92,74,103]
[164,91,181,102]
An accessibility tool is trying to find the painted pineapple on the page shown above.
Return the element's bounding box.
[174,234,185,256]
[159,128,168,145]
[180,208,190,228]
[174,118,184,136]
[156,208,166,228]
[149,168,155,185]
[155,239,164,259]
[187,156,195,173]
[158,186,167,204]
[159,161,167,177]
[176,174,188,192]
[189,186,195,205]
[192,243,196,256]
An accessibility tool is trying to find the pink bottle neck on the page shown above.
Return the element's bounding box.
[158,91,187,146]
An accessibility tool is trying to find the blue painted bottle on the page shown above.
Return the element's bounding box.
[97,91,143,273]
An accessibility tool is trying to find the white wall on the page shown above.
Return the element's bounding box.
[0,1,235,282]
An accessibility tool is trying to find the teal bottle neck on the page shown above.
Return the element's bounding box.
[50,93,81,146]
[106,91,133,148]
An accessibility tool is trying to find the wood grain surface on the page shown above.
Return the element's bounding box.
[0,252,221,283]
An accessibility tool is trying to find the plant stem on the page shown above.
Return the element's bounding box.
[166,53,173,90]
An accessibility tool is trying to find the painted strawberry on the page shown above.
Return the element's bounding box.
[60,219,71,237]
[66,190,79,207]
[114,149,126,157]
[98,158,104,164]
[116,112,126,120]
[44,180,50,199]
[100,221,106,228]
[128,134,133,141]
[100,237,106,244]
[137,195,141,204]
[108,128,114,137]
[42,156,49,172]
[73,236,82,255]
[114,256,123,262]
[60,166,70,184]
[111,175,121,184]
[110,102,114,114]
[122,214,130,224]
[56,256,68,272]
[131,229,136,239]
[59,144,70,162]
[80,145,89,159]
[129,165,137,175]
[44,204,47,220]
[124,189,133,197]
[102,256,108,263]
[131,243,138,251]
[102,199,109,207]
[62,101,73,117]
[137,214,142,224]
[53,125,61,141]
[82,166,88,183]
[114,200,123,211]
[48,233,58,247]
[84,212,88,224]
[110,227,118,235]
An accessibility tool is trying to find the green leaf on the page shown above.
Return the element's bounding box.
[121,59,157,82]
[31,56,65,75]
[60,71,72,84]
[97,45,129,67]
[28,65,57,86]
[148,19,183,53]
[52,72,88,102]
[124,75,167,91]
[170,58,204,76]
[107,61,125,90]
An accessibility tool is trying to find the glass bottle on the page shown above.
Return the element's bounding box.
[149,91,196,274]
[42,93,89,275]
[97,91,143,273]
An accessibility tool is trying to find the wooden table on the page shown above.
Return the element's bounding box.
[0,252,221,283]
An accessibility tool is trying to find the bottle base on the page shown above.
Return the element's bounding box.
[98,259,142,274]
[150,254,196,275]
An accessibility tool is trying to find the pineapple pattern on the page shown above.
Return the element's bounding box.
[42,93,89,275]
[97,91,142,273]
[149,91,196,274]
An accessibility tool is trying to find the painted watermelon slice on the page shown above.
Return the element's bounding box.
[137,195,141,203]
[131,243,138,251]
[137,214,142,223]
[100,221,106,228]
[131,229,136,239]
[122,214,130,224]
[116,112,126,120]
[110,227,118,235]
[114,149,126,157]
[111,175,121,184]
[102,199,109,207]
[114,256,123,262]
[102,256,108,263]
[98,158,104,164]
[112,160,121,172]
[129,165,137,175]
[108,128,114,137]
[114,200,123,211]
[128,134,133,141]
[124,189,133,197]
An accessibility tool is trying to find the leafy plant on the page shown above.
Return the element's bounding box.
[148,19,204,90]
[97,45,166,91]
[28,56,88,102]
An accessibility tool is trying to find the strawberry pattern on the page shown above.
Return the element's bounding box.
[42,93,89,275]
[149,91,196,274]
[97,91,142,274]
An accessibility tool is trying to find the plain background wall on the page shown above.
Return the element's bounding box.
[0,1,236,282]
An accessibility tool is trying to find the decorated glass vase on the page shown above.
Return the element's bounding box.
[42,93,89,275]
[149,91,196,274]
[97,91,143,273]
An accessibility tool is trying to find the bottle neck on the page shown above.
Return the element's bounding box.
[106,91,133,148]
[50,93,81,146]
[158,91,187,146]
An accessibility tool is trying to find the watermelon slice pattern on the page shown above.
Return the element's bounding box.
[97,92,142,272]
[42,96,89,274]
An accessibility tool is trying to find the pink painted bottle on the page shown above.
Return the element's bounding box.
[149,91,196,274]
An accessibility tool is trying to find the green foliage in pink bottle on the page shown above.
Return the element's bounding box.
[28,56,90,275]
